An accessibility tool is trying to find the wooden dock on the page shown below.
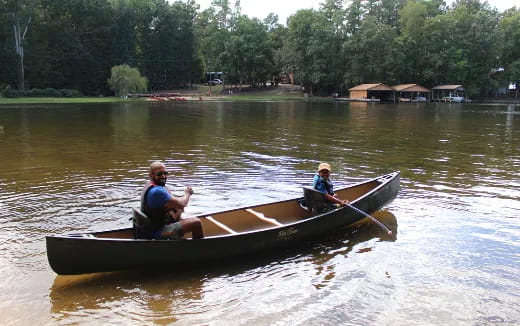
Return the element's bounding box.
[333,97,380,102]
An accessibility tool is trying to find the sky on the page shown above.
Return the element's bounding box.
[196,0,520,23]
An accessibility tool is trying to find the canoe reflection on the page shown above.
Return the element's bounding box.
[49,210,397,321]
[305,210,397,289]
[309,209,397,262]
[50,270,204,321]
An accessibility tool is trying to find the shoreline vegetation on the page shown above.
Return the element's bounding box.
[0,84,518,105]
[2,1,519,105]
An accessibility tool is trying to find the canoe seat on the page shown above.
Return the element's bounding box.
[132,208,155,239]
[302,187,334,215]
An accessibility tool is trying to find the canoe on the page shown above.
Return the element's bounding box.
[46,171,400,275]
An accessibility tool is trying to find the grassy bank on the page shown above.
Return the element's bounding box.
[0,94,325,105]
[0,97,133,105]
[0,85,315,104]
[221,94,312,101]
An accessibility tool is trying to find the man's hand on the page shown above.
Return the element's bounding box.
[185,186,194,195]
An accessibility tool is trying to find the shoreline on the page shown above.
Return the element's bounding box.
[1,97,518,105]
[0,85,518,106]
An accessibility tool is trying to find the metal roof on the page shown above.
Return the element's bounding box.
[349,83,394,91]
[432,85,464,90]
[392,84,430,92]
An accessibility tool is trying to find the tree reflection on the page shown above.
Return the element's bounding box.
[50,270,204,324]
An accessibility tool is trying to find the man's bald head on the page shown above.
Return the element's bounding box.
[149,161,165,173]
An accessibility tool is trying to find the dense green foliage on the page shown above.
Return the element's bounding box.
[0,0,518,97]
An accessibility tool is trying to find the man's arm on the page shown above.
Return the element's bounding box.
[164,187,193,211]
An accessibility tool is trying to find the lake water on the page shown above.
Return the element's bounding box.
[0,101,518,325]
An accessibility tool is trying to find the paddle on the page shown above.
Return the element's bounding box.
[345,202,393,236]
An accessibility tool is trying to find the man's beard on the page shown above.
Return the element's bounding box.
[156,178,166,186]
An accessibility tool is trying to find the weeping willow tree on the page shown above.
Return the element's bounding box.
[107,65,148,97]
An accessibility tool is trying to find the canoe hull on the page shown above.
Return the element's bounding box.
[46,172,400,275]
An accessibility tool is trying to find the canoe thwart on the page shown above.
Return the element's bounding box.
[205,216,238,234]
[245,209,283,226]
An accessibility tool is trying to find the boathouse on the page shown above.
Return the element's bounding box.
[348,83,395,102]
[392,84,431,102]
[432,85,465,101]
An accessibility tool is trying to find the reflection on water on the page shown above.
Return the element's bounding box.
[49,212,397,324]
[506,104,515,141]
[0,101,519,325]
[51,271,204,324]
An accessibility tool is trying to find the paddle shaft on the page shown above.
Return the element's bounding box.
[346,203,393,236]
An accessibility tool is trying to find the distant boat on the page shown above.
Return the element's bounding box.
[443,95,465,103]
[46,172,400,275]
[333,97,380,102]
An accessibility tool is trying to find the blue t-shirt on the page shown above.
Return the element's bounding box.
[146,186,172,209]
[313,174,334,195]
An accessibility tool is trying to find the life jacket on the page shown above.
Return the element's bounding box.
[140,181,172,230]
[314,174,334,195]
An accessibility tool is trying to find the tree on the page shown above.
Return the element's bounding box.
[398,0,432,84]
[211,0,232,30]
[22,0,116,94]
[1,0,37,90]
[220,15,272,87]
[507,60,520,98]
[134,0,203,90]
[498,8,520,97]
[344,15,401,85]
[443,2,500,96]
[284,9,320,93]
[365,0,408,28]
[107,64,148,96]
[265,13,288,85]
[195,7,228,81]
[345,0,364,36]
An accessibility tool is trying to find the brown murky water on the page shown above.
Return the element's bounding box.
[0,101,518,325]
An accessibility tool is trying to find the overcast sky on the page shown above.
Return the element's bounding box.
[196,0,520,23]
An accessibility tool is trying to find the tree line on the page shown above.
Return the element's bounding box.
[1,0,519,98]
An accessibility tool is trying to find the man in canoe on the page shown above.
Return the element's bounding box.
[141,161,204,239]
[313,162,349,207]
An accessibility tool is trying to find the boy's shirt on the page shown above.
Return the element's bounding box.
[313,174,334,195]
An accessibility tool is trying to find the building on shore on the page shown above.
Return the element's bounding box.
[392,84,431,102]
[348,83,395,102]
[432,85,466,102]
[342,83,466,103]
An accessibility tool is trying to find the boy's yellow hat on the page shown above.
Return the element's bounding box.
[318,163,331,172]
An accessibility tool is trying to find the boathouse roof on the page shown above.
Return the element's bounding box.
[348,83,394,91]
[432,85,464,91]
[392,84,430,92]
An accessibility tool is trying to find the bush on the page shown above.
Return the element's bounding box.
[60,89,83,97]
[0,87,83,98]
[2,87,23,98]
[27,88,45,97]
[43,88,62,97]
[107,65,148,97]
